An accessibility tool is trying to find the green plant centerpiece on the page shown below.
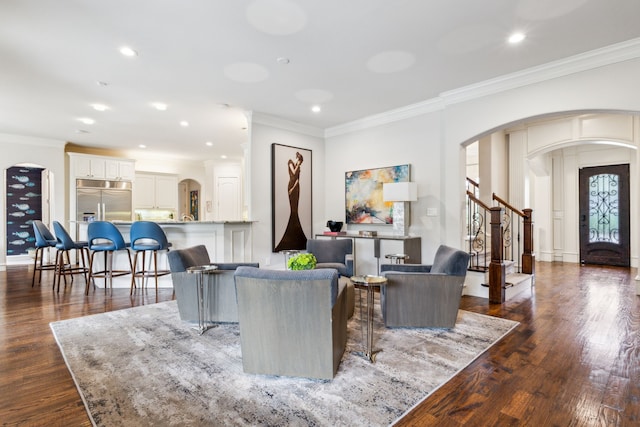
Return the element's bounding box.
[287,253,317,270]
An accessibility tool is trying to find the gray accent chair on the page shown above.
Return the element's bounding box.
[167,245,258,324]
[234,266,348,380]
[306,238,354,277]
[306,238,355,318]
[380,245,470,328]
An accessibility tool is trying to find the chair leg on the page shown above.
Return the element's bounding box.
[86,251,96,295]
[130,250,139,295]
[80,248,90,287]
[31,247,40,287]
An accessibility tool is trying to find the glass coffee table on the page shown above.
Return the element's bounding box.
[350,275,387,362]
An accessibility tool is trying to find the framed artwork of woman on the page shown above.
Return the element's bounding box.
[271,143,312,252]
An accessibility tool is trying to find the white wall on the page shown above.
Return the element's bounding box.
[0,134,66,269]
[316,57,640,270]
[249,121,326,269]
[324,113,444,264]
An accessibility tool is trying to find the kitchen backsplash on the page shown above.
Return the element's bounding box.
[135,209,176,221]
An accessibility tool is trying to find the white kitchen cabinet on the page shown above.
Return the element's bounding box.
[134,173,178,209]
[72,155,106,179]
[70,153,135,181]
[105,159,135,181]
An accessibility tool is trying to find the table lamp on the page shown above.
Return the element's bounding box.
[383,182,418,235]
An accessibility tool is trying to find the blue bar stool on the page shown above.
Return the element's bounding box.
[86,221,133,294]
[130,221,172,295]
[31,220,58,287]
[52,221,90,293]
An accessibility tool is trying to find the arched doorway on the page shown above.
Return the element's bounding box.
[178,179,202,220]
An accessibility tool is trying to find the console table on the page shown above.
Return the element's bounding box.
[315,234,421,275]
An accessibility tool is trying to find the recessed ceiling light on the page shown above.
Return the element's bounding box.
[120,46,138,57]
[151,102,168,111]
[311,105,321,113]
[77,117,95,125]
[138,144,147,149]
[508,32,526,44]
[180,120,189,127]
[221,155,228,159]
[277,57,290,65]
[91,103,109,111]
[205,141,213,146]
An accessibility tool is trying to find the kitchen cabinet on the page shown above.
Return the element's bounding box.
[134,173,178,210]
[105,159,135,181]
[72,155,106,179]
[69,153,135,181]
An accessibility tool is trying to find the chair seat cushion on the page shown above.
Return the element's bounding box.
[316,262,348,277]
[132,243,163,251]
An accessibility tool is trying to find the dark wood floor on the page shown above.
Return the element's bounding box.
[1,262,638,426]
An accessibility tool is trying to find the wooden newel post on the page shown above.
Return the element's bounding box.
[489,207,505,303]
[522,208,535,276]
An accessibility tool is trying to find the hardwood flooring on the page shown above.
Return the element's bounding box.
[0,262,638,426]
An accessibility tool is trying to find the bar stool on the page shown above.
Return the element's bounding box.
[31,220,58,287]
[52,221,90,293]
[86,221,133,294]
[130,221,172,295]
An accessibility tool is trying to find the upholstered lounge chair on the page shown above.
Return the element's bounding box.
[234,266,348,380]
[306,238,356,317]
[167,245,258,323]
[380,244,470,328]
[306,238,353,276]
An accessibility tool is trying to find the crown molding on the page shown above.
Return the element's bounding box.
[324,98,444,138]
[325,37,640,138]
[251,112,324,138]
[441,37,640,105]
[0,133,66,148]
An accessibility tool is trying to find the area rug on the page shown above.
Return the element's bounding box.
[50,300,518,427]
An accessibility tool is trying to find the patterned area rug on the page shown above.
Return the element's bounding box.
[50,300,518,426]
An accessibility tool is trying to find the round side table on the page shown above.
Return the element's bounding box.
[280,249,301,269]
[350,275,387,363]
[186,264,220,335]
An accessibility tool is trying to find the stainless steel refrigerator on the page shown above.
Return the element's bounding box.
[76,179,132,222]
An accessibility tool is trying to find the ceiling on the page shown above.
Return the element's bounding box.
[2,0,640,161]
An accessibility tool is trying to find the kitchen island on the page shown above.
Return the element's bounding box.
[77,220,254,289]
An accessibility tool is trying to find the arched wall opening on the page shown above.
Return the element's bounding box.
[461,110,640,267]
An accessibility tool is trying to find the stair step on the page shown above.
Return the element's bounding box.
[505,272,531,286]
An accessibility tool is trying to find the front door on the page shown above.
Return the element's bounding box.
[579,164,630,266]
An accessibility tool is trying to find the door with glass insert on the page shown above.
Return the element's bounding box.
[579,164,630,266]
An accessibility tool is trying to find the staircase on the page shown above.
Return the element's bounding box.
[464,260,534,300]
[464,179,535,303]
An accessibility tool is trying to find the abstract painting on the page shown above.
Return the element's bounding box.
[345,164,410,224]
[272,144,312,252]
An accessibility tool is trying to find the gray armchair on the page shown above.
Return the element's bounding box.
[234,266,348,380]
[167,245,258,324]
[306,238,353,277]
[380,245,470,328]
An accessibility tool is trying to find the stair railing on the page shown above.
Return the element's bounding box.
[466,190,490,272]
[491,193,534,277]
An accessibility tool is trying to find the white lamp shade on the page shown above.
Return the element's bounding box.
[383,182,417,202]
